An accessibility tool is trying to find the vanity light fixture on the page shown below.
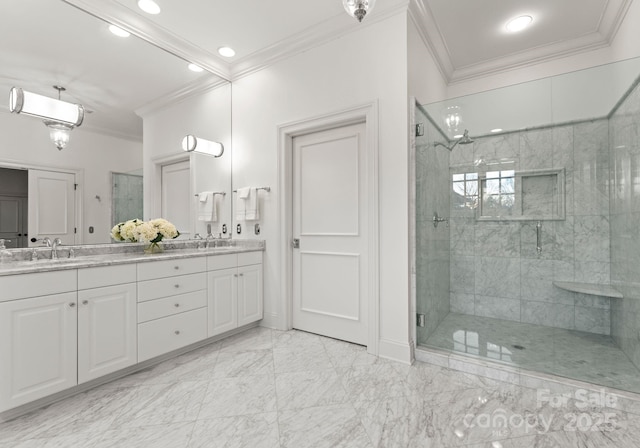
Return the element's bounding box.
[506,15,533,33]
[138,0,161,15]
[188,63,204,72]
[343,0,376,22]
[182,135,224,158]
[217,47,236,58]
[9,86,84,151]
[108,25,130,37]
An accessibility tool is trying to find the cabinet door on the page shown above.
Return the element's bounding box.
[237,264,263,327]
[78,284,137,384]
[207,267,237,336]
[0,292,77,412]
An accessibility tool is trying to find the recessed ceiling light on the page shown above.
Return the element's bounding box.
[490,128,503,133]
[108,25,130,37]
[506,15,533,32]
[138,0,161,15]
[188,63,204,73]
[218,47,236,58]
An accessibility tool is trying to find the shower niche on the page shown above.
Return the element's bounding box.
[477,167,565,221]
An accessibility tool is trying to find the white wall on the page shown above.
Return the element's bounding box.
[0,111,142,244]
[141,83,231,225]
[232,12,412,361]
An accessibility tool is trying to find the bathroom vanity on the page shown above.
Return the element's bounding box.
[0,242,263,415]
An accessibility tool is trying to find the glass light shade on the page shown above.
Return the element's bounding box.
[9,87,84,127]
[45,121,72,151]
[343,0,376,22]
[443,105,462,135]
[182,135,224,157]
[138,0,161,14]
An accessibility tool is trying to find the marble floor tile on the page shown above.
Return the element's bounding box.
[4,326,640,448]
[198,374,276,419]
[188,413,280,448]
[275,369,348,410]
[423,313,640,394]
[212,348,274,378]
[278,404,372,448]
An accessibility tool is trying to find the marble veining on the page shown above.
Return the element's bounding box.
[2,327,640,447]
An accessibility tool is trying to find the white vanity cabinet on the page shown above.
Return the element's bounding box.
[137,257,208,362]
[208,251,263,336]
[77,265,137,384]
[0,271,78,412]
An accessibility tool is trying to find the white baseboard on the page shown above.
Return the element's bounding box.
[378,338,412,364]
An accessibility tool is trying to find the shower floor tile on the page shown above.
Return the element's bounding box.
[423,312,640,394]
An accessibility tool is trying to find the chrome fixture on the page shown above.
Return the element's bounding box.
[52,238,62,260]
[9,86,85,150]
[343,0,376,22]
[415,123,424,137]
[182,135,224,157]
[536,221,542,254]
[432,212,449,228]
[434,130,474,152]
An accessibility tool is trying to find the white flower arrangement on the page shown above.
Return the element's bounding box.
[111,218,180,244]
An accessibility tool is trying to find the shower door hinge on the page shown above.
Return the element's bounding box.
[417,313,426,327]
[415,123,424,137]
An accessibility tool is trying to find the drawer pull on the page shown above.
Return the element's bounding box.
[234,274,238,278]
[174,303,180,308]
[174,266,180,270]
[174,284,180,288]
[175,330,181,335]
[82,300,89,305]
[69,302,76,308]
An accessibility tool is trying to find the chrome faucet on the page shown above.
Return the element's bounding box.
[52,238,62,260]
[42,237,52,248]
[193,233,204,249]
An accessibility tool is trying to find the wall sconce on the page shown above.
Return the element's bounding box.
[9,86,85,151]
[181,135,224,157]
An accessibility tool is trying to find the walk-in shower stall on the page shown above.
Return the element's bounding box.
[413,57,640,394]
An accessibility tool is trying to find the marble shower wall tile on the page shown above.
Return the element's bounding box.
[521,300,574,330]
[475,295,520,322]
[475,256,521,299]
[575,305,611,335]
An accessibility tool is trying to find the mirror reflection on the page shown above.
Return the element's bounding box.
[0,0,231,248]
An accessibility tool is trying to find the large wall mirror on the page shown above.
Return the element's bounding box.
[0,0,231,248]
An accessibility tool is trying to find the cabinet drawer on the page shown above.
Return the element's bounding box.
[78,264,136,290]
[138,273,206,302]
[0,270,77,302]
[137,257,206,281]
[238,251,262,266]
[207,253,237,271]
[138,290,207,323]
[138,307,207,362]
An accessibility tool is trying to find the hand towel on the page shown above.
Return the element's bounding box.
[245,187,260,221]
[198,191,217,222]
[235,187,259,221]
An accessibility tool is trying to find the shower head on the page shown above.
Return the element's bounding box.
[434,129,473,151]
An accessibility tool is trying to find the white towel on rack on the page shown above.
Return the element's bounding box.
[197,191,217,222]
[235,187,259,221]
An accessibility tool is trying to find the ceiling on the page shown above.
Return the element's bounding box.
[1,0,633,140]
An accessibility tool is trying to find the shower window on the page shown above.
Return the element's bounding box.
[481,169,515,216]
[452,172,478,210]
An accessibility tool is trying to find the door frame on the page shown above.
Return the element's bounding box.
[277,101,379,355]
[0,160,83,245]
[151,153,189,223]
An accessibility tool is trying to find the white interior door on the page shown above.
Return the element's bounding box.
[161,160,190,238]
[0,196,27,248]
[28,169,76,246]
[292,122,368,345]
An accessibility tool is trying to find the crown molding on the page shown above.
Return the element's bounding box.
[61,0,231,81]
[231,0,411,81]
[78,122,142,143]
[409,0,632,85]
[407,0,453,82]
[135,76,229,118]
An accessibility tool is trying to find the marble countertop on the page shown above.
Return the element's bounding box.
[0,240,265,277]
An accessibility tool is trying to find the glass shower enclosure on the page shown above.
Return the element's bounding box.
[413,56,640,394]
